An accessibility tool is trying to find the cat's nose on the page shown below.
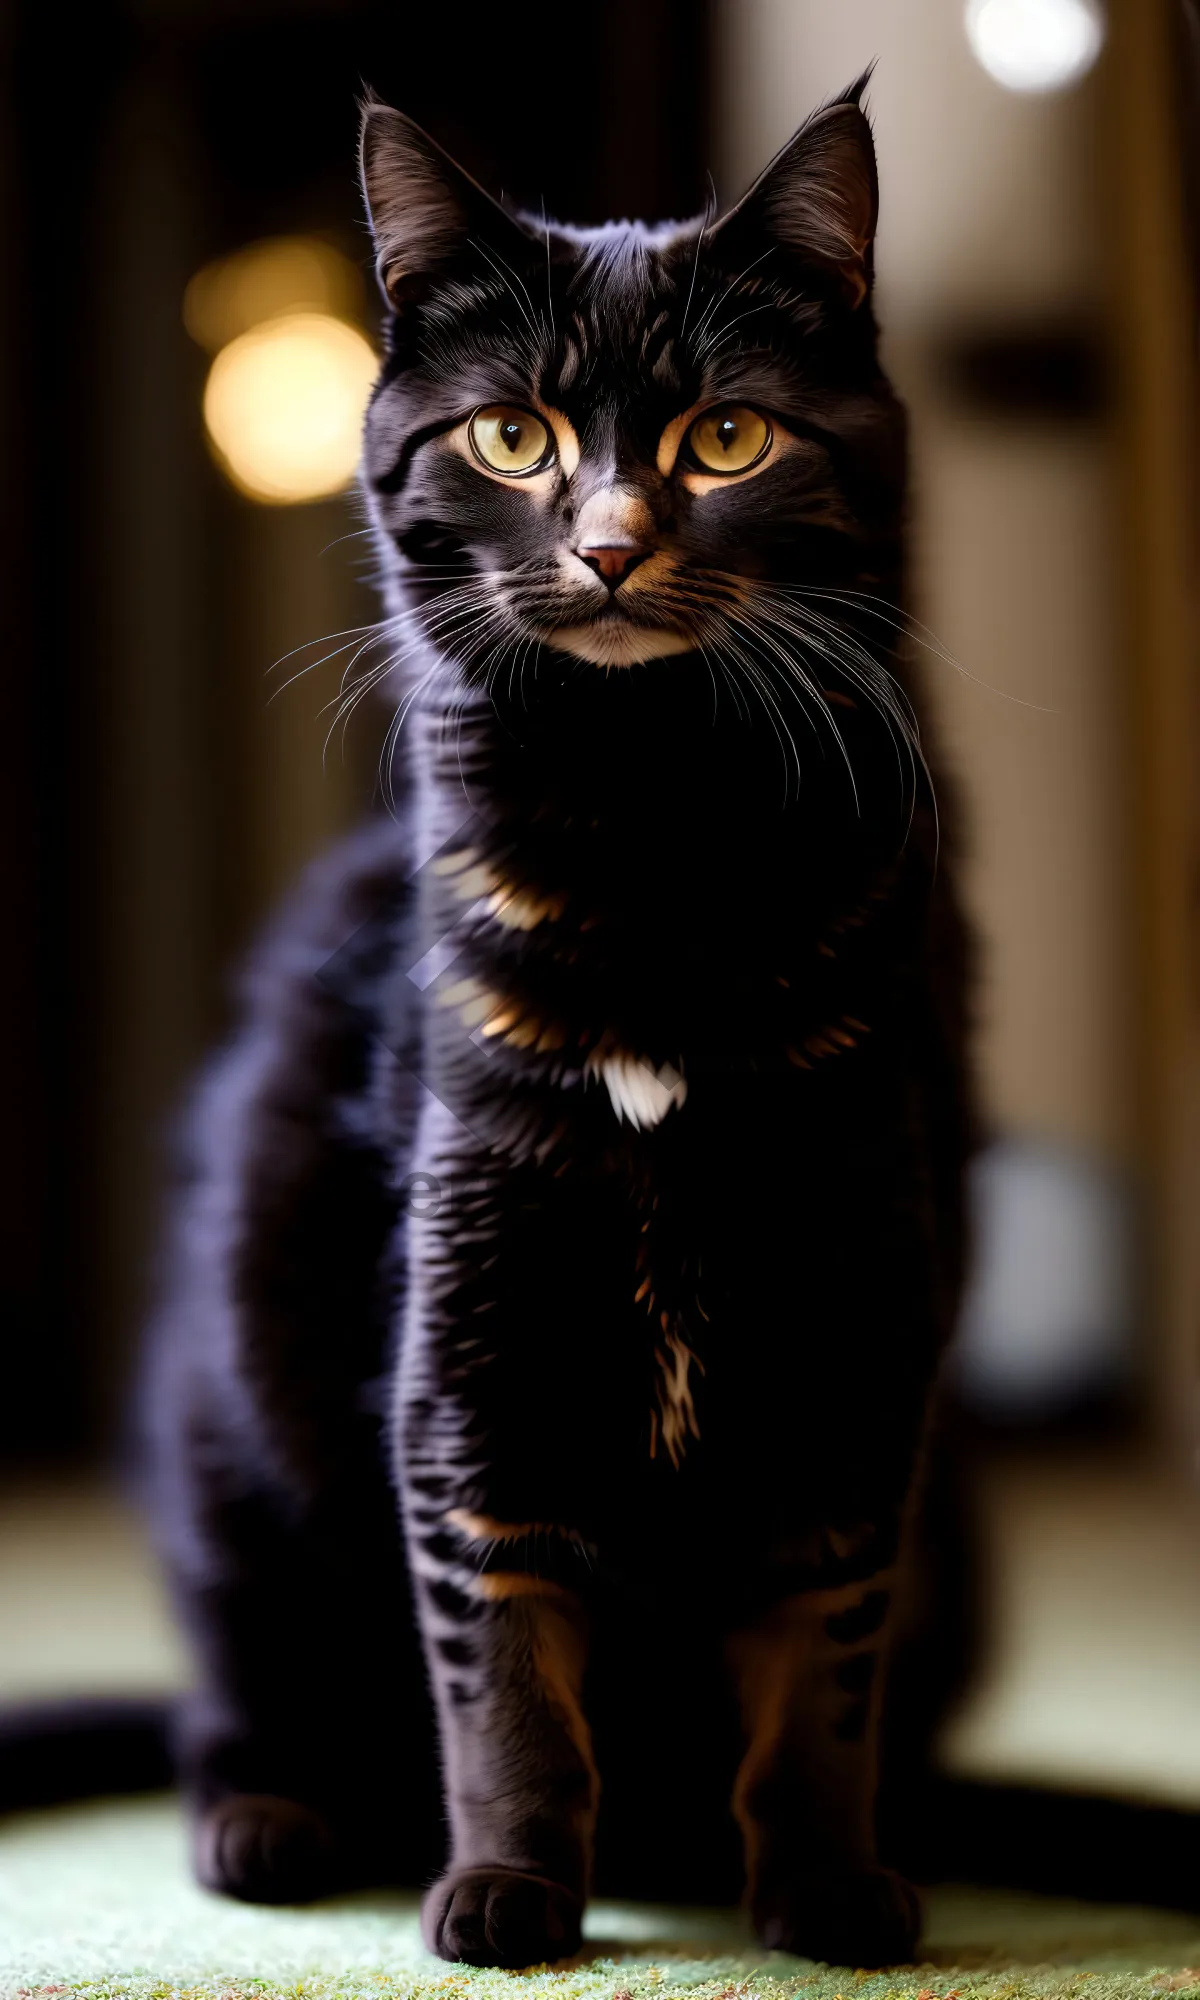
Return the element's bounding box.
[577,542,651,589]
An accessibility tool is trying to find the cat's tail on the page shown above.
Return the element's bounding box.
[0,1696,174,1812]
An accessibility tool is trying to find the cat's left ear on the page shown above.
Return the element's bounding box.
[710,71,878,308]
[359,94,532,307]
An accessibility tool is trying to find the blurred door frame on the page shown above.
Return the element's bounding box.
[1105,0,1200,1457]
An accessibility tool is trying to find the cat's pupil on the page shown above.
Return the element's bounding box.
[500,420,522,454]
[716,417,738,452]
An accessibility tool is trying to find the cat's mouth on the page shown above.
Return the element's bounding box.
[544,616,694,668]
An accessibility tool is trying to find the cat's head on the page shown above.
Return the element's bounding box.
[358,76,905,679]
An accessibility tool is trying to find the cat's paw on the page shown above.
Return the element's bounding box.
[194,1793,338,1904]
[753,1864,920,1967]
[422,1865,583,1967]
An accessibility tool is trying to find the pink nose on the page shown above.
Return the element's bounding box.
[578,542,650,586]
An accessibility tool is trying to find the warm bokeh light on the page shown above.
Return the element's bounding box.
[184,235,365,353]
[964,0,1105,93]
[201,311,377,505]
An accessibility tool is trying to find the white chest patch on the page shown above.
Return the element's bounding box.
[589,1052,687,1130]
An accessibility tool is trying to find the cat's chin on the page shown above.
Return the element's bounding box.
[545,623,695,667]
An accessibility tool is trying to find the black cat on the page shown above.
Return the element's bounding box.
[144,77,974,1970]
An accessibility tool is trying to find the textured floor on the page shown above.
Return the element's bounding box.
[3,1796,1200,2000]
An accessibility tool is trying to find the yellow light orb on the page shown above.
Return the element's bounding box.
[184,236,364,352]
[202,312,378,505]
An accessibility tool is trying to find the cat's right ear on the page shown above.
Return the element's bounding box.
[359,96,527,308]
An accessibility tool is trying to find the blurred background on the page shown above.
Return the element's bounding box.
[3,0,1199,1872]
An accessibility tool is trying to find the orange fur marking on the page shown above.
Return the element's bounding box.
[472,1572,570,1602]
[446,1509,574,1545]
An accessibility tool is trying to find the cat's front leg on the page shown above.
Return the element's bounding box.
[397,1170,600,1967]
[727,1553,920,1968]
[407,1503,597,1966]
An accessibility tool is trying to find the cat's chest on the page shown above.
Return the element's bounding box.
[426,848,857,1115]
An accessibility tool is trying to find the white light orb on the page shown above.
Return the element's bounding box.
[202,312,377,505]
[965,0,1105,93]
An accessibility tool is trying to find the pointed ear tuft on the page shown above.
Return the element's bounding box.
[358,98,526,306]
[713,78,880,308]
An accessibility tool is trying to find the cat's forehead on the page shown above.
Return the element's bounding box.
[532,223,707,442]
[545,223,694,404]
[397,221,704,454]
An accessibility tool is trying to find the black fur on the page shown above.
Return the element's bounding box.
[144,78,975,1969]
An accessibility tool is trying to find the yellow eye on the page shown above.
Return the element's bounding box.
[468,405,553,476]
[685,404,771,475]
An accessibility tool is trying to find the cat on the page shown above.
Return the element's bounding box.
[142,74,975,1971]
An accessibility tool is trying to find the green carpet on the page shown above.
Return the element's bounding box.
[3,1798,1199,2000]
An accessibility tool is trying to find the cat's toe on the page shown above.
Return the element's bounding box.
[194,1793,338,1904]
[754,1864,920,1967]
[423,1866,583,1967]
